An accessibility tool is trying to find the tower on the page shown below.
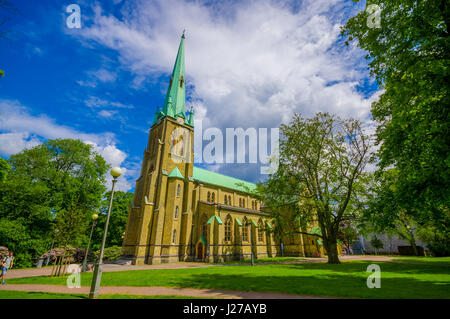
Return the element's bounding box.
[122,33,195,265]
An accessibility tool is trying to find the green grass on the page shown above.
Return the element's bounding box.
[0,290,208,299]
[0,290,86,299]
[392,256,450,265]
[221,257,306,264]
[8,260,450,299]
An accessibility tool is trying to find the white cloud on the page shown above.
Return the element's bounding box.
[77,68,117,87]
[72,0,379,180]
[98,109,118,118]
[0,99,135,191]
[84,96,134,109]
[77,0,376,131]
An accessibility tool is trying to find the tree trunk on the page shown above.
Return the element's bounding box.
[326,240,340,264]
[409,236,419,256]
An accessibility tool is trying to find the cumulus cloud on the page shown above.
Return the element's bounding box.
[71,0,379,179]
[0,99,136,191]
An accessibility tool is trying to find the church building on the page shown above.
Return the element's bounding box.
[122,34,329,265]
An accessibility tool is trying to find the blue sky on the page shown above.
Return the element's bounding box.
[0,0,379,191]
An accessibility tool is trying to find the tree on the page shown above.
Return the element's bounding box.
[0,139,109,266]
[342,1,450,235]
[337,223,359,255]
[362,169,423,256]
[91,191,134,250]
[262,112,372,263]
[0,157,10,181]
[370,235,384,255]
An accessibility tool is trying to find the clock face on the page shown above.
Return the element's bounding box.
[176,117,184,124]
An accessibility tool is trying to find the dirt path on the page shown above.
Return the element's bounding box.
[5,262,214,279]
[0,284,324,299]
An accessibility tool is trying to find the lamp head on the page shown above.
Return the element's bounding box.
[110,167,122,178]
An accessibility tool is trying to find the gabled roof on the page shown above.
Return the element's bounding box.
[168,166,184,179]
[192,166,256,193]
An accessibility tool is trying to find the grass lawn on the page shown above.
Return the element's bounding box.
[8,260,450,299]
[392,256,450,265]
[221,257,306,264]
[0,290,207,299]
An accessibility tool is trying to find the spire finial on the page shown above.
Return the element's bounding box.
[182,29,186,39]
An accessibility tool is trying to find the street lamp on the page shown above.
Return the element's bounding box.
[89,167,122,299]
[81,213,99,272]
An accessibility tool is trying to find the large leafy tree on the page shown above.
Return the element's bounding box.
[363,169,423,255]
[262,113,372,264]
[0,139,109,266]
[342,1,450,233]
[91,191,134,251]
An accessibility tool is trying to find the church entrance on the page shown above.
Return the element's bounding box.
[197,242,204,260]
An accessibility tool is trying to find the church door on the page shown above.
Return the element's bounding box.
[197,242,204,260]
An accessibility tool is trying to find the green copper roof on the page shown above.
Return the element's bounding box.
[249,218,258,227]
[310,227,322,236]
[168,166,184,179]
[193,166,256,193]
[162,33,186,120]
[207,215,223,225]
[235,217,243,226]
[265,221,272,229]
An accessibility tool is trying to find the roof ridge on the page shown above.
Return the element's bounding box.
[193,165,256,186]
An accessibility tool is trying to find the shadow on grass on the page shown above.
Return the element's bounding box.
[8,261,449,299]
[168,272,450,299]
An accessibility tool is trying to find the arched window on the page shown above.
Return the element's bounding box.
[172,229,177,244]
[242,199,245,208]
[258,220,264,242]
[228,195,232,205]
[224,195,228,205]
[224,215,232,242]
[242,217,248,242]
[211,192,215,203]
[207,192,211,202]
[174,206,179,219]
[201,215,208,240]
[255,201,258,210]
[176,184,181,197]
[239,198,242,207]
[252,201,254,210]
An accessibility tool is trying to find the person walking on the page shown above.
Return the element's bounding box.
[1,252,14,285]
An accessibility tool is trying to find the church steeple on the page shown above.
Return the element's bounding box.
[161,32,186,121]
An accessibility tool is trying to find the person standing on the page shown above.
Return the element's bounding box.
[1,252,14,285]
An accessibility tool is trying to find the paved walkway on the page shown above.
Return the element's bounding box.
[0,284,324,299]
[5,262,214,279]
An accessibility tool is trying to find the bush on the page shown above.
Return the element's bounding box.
[93,245,122,262]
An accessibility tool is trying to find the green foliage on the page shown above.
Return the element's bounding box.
[0,157,10,181]
[260,113,373,263]
[370,235,384,254]
[416,224,450,257]
[0,139,109,267]
[0,70,4,78]
[337,224,359,252]
[342,1,450,235]
[92,191,133,250]
[93,245,122,262]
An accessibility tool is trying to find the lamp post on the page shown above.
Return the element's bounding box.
[81,213,99,272]
[89,167,122,299]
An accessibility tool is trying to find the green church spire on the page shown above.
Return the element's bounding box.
[162,32,186,120]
